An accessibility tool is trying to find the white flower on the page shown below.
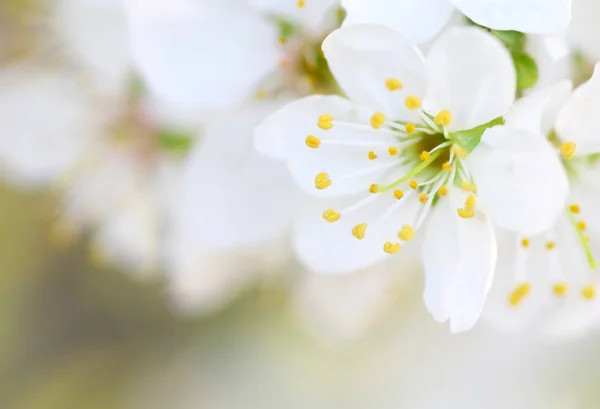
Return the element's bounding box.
[341,0,572,45]
[484,65,600,340]
[125,0,340,111]
[568,0,600,61]
[256,24,569,332]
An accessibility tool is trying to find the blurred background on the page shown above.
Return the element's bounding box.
[2,1,600,408]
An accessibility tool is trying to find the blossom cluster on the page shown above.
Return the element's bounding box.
[3,0,600,339]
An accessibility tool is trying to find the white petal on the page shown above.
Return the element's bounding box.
[424,27,516,131]
[451,0,571,34]
[293,194,422,274]
[556,63,600,156]
[505,80,572,136]
[248,0,339,32]
[127,0,279,111]
[256,95,398,198]
[341,0,455,45]
[322,24,426,119]
[525,35,573,92]
[568,0,600,61]
[422,189,497,333]
[467,126,569,236]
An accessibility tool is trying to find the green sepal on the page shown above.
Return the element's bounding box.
[278,19,298,41]
[513,52,539,90]
[157,129,195,154]
[451,116,505,153]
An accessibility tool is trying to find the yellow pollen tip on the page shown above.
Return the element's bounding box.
[434,109,452,126]
[553,282,568,297]
[322,209,340,223]
[582,284,596,300]
[296,0,305,8]
[569,204,580,214]
[352,223,367,240]
[394,189,404,200]
[278,36,288,45]
[256,90,266,99]
[385,78,403,91]
[420,151,431,161]
[451,144,468,158]
[578,220,587,231]
[521,238,530,248]
[457,208,475,219]
[369,184,380,194]
[317,114,333,130]
[398,225,414,241]
[465,194,477,211]
[560,142,576,159]
[405,96,422,110]
[368,151,377,160]
[370,112,386,129]
[509,283,531,307]
[305,135,321,148]
[545,241,556,251]
[405,123,416,134]
[315,172,331,190]
[409,180,418,190]
[419,193,428,204]
[388,146,398,156]
[383,241,401,254]
[442,162,452,172]
[460,181,477,192]
[438,185,448,197]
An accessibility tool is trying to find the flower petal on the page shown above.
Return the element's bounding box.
[127,0,279,110]
[322,24,426,119]
[341,0,455,45]
[422,189,497,333]
[568,0,600,61]
[556,63,600,156]
[467,125,569,236]
[424,27,516,131]
[293,194,422,274]
[248,0,339,32]
[451,0,571,34]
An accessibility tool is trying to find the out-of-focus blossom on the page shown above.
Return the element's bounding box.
[256,25,569,332]
[341,0,571,44]
[125,0,340,111]
[568,0,600,61]
[485,67,600,340]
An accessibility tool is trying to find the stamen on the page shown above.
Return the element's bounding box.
[437,185,448,197]
[521,238,530,248]
[560,142,576,159]
[322,209,340,222]
[394,189,404,200]
[296,0,305,7]
[457,208,475,219]
[460,181,477,192]
[582,284,596,300]
[419,193,428,204]
[434,110,452,126]
[509,282,531,307]
[553,282,568,297]
[352,223,367,240]
[566,206,597,270]
[318,114,333,130]
[465,194,476,210]
[305,135,321,148]
[579,220,587,231]
[420,151,430,161]
[569,204,580,214]
[370,112,386,129]
[405,96,422,110]
[398,225,414,241]
[315,172,331,190]
[451,144,468,158]
[442,162,452,172]
[368,151,377,160]
[388,146,398,156]
[545,241,556,250]
[405,123,416,134]
[383,241,401,254]
[409,180,418,190]
[385,78,403,91]
[369,184,380,194]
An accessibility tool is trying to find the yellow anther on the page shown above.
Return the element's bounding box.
[369,184,380,194]
[579,220,587,231]
[405,123,416,134]
[398,225,414,241]
[553,282,568,297]
[419,193,428,204]
[560,142,576,159]
[509,282,531,307]
[545,241,556,250]
[317,114,333,130]
[385,78,403,91]
[394,189,404,200]
[296,0,305,7]
[305,135,321,148]
[457,208,475,219]
[451,144,468,158]
[465,194,477,211]
[370,112,386,129]
[279,36,288,45]
[521,238,530,248]
[438,185,448,197]
[383,241,401,254]
[582,284,596,300]
[388,146,398,156]
[405,96,422,110]
[409,180,418,189]
[434,109,452,126]
[460,181,477,192]
[368,151,378,160]
[352,223,367,240]
[569,204,580,214]
[256,90,266,99]
[315,172,331,190]
[442,161,452,172]
[322,209,340,223]
[420,150,431,161]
